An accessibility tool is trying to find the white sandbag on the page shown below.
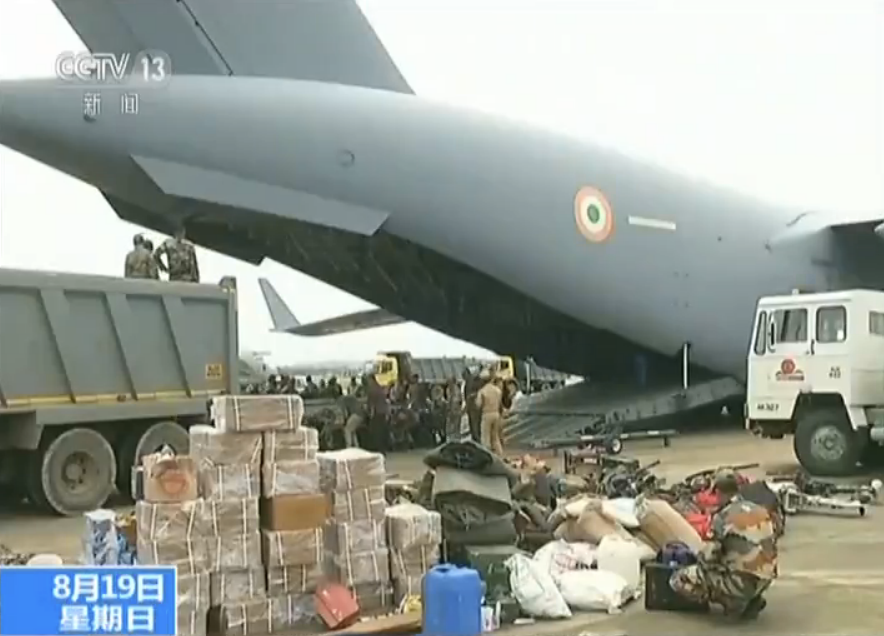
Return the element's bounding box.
[548,494,595,528]
[635,496,703,553]
[559,570,632,614]
[601,498,640,529]
[631,537,657,563]
[533,539,596,585]
[505,553,571,619]
[596,535,641,595]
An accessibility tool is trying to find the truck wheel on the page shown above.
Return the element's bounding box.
[117,421,190,499]
[793,408,864,477]
[38,428,117,516]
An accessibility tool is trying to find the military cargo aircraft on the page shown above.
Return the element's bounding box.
[0,0,881,393]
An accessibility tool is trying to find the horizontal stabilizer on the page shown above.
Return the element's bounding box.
[51,0,412,93]
[133,155,390,236]
[258,278,406,336]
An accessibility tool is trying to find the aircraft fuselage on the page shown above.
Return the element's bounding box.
[0,76,865,380]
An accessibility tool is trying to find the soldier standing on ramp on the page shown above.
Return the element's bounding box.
[124,234,156,279]
[154,227,200,282]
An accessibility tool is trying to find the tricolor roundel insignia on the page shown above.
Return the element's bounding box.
[574,186,614,243]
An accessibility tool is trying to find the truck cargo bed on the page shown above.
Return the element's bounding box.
[0,267,238,516]
[0,268,236,427]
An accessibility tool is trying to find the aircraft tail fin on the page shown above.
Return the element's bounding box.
[51,0,412,93]
[258,278,407,337]
[258,278,301,332]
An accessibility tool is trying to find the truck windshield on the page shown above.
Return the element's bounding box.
[773,308,808,343]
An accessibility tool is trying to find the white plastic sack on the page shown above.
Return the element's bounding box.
[602,498,640,529]
[533,539,597,585]
[559,569,632,613]
[505,553,572,619]
[596,535,642,595]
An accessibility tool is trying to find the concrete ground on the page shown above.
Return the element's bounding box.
[2,428,883,635]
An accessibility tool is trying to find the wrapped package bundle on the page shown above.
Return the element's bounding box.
[82,509,119,566]
[177,572,211,610]
[205,498,260,536]
[142,453,198,503]
[385,503,442,550]
[318,448,385,493]
[262,529,323,567]
[390,545,441,580]
[189,425,262,468]
[209,594,318,636]
[351,583,393,614]
[327,486,387,523]
[199,464,259,501]
[178,609,208,636]
[210,570,267,605]
[266,564,324,596]
[261,493,329,532]
[325,548,391,586]
[325,519,386,556]
[206,533,262,571]
[393,574,424,605]
[137,537,208,574]
[211,395,303,434]
[263,428,319,463]
[261,460,320,497]
[136,500,206,541]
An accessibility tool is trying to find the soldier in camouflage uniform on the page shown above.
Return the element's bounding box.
[124,234,157,279]
[670,468,778,619]
[154,227,200,282]
[445,377,463,442]
[141,239,160,279]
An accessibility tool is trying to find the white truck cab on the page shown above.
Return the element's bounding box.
[747,289,884,475]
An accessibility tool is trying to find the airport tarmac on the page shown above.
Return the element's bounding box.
[2,428,882,635]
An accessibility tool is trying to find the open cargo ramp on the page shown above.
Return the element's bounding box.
[505,377,745,448]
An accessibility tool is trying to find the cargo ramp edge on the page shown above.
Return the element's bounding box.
[504,377,745,447]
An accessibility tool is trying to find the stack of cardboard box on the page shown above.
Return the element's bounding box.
[318,448,391,614]
[189,425,264,608]
[261,426,326,599]
[385,502,442,605]
[200,395,318,636]
[134,453,210,636]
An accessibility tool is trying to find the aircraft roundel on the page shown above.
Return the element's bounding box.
[574,186,614,243]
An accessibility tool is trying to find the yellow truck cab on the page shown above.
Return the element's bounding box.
[372,354,399,388]
[747,289,884,476]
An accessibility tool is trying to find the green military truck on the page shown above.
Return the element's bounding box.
[0,268,238,516]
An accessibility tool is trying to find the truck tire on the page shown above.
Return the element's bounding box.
[38,428,117,516]
[117,421,190,499]
[793,408,864,477]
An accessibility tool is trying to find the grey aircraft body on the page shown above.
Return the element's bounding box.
[0,1,881,387]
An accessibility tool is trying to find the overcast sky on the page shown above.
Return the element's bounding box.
[1,0,881,366]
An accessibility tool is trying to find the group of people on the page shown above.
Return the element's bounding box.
[245,365,523,454]
[123,229,200,282]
